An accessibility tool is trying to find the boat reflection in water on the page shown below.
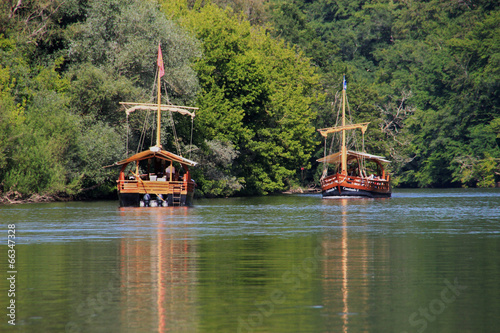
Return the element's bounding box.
[118,207,198,332]
[320,198,382,332]
[5,192,495,332]
[116,200,386,332]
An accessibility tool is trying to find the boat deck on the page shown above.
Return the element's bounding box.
[321,173,391,195]
[118,180,195,195]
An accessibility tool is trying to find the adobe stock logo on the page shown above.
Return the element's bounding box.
[401,278,467,333]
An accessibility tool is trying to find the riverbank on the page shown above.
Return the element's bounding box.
[282,185,321,194]
[1,185,322,205]
[0,191,73,205]
[4,184,497,205]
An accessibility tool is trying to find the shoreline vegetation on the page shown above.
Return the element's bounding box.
[0,182,323,205]
[0,191,70,205]
[1,1,498,203]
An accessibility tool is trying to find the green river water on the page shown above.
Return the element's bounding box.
[1,188,499,332]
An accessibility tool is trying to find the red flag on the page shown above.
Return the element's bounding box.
[157,43,164,78]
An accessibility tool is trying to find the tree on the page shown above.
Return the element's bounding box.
[0,33,83,197]
[0,0,203,199]
[68,0,200,97]
[192,139,244,197]
[66,0,202,150]
[162,2,322,194]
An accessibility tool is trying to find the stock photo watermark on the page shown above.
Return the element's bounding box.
[235,236,468,333]
[401,277,467,333]
[6,223,17,326]
[65,274,121,333]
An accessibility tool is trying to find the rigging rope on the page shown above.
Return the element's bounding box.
[345,92,367,178]
[127,67,196,158]
[323,136,327,175]
[135,69,159,154]
[150,114,155,147]
[162,81,182,156]
[328,92,341,157]
[137,110,151,154]
[169,108,180,155]
[325,85,369,178]
[189,116,194,160]
[126,114,129,156]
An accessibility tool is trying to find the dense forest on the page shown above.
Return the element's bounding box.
[0,0,498,202]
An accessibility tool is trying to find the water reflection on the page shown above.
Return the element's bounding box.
[1,190,499,332]
[320,198,366,333]
[118,208,198,332]
[341,200,349,333]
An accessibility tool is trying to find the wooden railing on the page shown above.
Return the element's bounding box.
[118,180,195,194]
[321,174,390,193]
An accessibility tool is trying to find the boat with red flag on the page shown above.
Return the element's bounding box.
[106,43,198,207]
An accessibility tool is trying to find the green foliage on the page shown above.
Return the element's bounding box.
[1,0,202,200]
[67,64,140,125]
[192,140,244,197]
[66,0,202,162]
[265,0,499,188]
[2,0,499,202]
[0,34,81,197]
[69,0,200,98]
[453,153,499,188]
[0,64,24,173]
[3,91,79,195]
[166,2,322,194]
[68,121,127,197]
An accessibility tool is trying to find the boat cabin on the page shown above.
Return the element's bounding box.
[110,146,197,207]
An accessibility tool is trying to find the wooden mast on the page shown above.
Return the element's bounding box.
[156,69,161,147]
[316,75,391,198]
[341,75,347,175]
[156,42,164,148]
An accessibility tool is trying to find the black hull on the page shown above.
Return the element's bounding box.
[322,186,391,198]
[118,192,194,207]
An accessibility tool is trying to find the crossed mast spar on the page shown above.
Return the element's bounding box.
[317,75,370,175]
[121,43,197,155]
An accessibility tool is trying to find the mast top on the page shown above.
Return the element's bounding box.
[156,43,165,147]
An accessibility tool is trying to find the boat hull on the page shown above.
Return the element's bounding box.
[320,173,391,199]
[118,192,194,207]
[322,186,391,198]
[117,179,195,207]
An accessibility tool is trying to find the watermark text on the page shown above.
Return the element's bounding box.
[6,224,17,326]
[402,278,467,333]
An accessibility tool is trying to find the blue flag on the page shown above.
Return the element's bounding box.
[343,75,347,90]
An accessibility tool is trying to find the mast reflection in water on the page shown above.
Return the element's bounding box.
[118,207,197,332]
[1,190,499,332]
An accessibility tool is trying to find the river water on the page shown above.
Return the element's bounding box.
[1,189,499,332]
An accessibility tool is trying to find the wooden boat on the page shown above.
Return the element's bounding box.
[317,76,391,198]
[107,44,198,207]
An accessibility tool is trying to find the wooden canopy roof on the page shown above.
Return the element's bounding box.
[107,146,197,168]
[317,150,390,165]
